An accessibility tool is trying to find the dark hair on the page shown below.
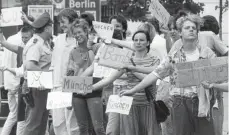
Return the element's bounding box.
[200,15,219,35]
[109,15,128,39]
[147,17,161,34]
[80,12,95,27]
[19,16,35,30]
[112,29,123,40]
[21,26,33,33]
[58,8,79,23]
[132,30,151,52]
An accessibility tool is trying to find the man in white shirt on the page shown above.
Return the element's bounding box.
[0,26,33,135]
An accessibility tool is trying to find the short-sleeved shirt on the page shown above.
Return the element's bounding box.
[23,34,52,74]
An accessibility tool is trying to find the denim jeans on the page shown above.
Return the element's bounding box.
[212,93,224,135]
[72,97,105,135]
[172,95,215,135]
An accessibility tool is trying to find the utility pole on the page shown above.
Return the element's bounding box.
[219,0,223,40]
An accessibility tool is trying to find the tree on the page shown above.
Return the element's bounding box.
[108,0,205,21]
[215,0,228,39]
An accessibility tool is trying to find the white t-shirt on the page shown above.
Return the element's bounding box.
[2,32,22,90]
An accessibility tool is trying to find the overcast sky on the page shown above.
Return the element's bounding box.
[194,0,228,43]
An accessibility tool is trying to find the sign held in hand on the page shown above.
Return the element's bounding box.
[174,57,228,88]
[0,7,23,27]
[92,21,114,42]
[46,91,72,110]
[62,76,93,94]
[106,95,133,115]
[27,71,53,89]
[98,46,133,69]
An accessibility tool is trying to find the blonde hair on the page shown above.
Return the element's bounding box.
[176,14,204,32]
[137,22,156,43]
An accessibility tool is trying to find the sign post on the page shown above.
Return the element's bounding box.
[68,0,101,21]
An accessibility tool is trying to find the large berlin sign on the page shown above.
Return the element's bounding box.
[69,0,101,21]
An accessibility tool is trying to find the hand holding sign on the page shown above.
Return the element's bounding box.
[92,21,114,43]
[106,95,133,115]
[27,71,53,89]
[62,76,93,94]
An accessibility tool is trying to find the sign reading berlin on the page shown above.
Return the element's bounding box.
[69,0,101,21]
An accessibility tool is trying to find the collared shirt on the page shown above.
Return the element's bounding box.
[50,33,76,88]
[152,40,216,97]
[23,34,52,78]
[2,32,23,90]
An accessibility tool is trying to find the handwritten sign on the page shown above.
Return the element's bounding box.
[27,71,53,89]
[28,5,54,21]
[0,7,23,27]
[69,0,101,21]
[148,0,170,27]
[46,91,72,109]
[62,76,93,94]
[92,21,114,42]
[93,63,115,78]
[174,57,228,88]
[106,95,133,115]
[98,46,133,69]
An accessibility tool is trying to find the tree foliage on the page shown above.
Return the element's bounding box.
[108,0,205,21]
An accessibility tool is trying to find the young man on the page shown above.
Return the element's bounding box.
[50,8,79,135]
[0,25,33,135]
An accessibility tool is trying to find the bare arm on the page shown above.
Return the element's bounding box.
[132,72,147,80]
[92,69,124,91]
[111,39,134,51]
[81,63,94,77]
[0,41,19,53]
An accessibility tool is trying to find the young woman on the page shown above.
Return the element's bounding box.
[120,14,216,135]
[92,30,161,135]
[66,19,105,135]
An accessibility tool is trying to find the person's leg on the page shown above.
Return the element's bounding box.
[16,121,26,135]
[65,108,79,135]
[172,96,194,135]
[23,89,49,135]
[212,96,224,135]
[87,97,105,135]
[72,97,90,135]
[1,90,18,135]
[53,108,69,135]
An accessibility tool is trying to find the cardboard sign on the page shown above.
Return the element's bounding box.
[98,46,133,69]
[148,0,170,27]
[28,5,54,21]
[174,57,228,88]
[93,21,114,42]
[47,91,72,109]
[62,76,93,94]
[0,7,23,27]
[27,71,53,89]
[69,0,101,21]
[93,63,115,78]
[106,95,133,115]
